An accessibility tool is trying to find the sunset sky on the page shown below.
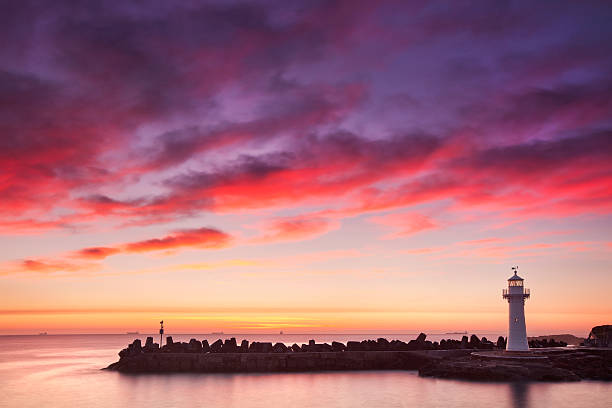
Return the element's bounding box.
[1,0,611,335]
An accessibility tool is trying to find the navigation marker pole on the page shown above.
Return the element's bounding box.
[159,320,164,347]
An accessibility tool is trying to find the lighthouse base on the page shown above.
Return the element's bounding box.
[503,349,532,356]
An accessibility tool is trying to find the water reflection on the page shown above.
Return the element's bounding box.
[1,335,610,408]
[509,382,530,408]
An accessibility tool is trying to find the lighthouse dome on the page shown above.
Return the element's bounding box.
[508,272,523,281]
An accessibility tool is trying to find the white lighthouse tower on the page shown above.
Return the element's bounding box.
[502,266,530,351]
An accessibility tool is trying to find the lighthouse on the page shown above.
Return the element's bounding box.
[502,266,530,351]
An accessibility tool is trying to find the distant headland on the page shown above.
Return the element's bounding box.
[106,328,611,381]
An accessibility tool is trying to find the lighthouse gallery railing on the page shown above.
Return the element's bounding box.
[502,288,530,299]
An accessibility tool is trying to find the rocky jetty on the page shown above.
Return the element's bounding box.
[108,348,470,373]
[419,349,611,381]
[107,333,491,373]
[113,333,499,360]
[106,333,610,381]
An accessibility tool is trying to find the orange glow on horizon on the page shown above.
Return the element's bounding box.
[0,307,605,337]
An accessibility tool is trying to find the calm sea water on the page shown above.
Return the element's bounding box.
[0,334,610,408]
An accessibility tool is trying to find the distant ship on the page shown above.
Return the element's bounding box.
[126,331,139,335]
[445,331,468,334]
[38,332,48,336]
[279,331,283,335]
[211,332,224,335]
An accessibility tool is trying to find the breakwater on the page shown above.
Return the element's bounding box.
[106,333,611,381]
[107,349,474,373]
[107,333,489,373]
[106,333,497,373]
[121,332,504,355]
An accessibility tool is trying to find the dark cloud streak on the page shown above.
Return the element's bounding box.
[1,0,611,232]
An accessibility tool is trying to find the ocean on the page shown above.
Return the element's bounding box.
[0,334,610,408]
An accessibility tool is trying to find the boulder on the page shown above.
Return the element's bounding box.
[319,343,333,352]
[240,340,249,352]
[120,340,143,358]
[291,343,302,352]
[145,343,159,353]
[496,336,506,349]
[188,338,202,353]
[390,340,408,351]
[407,333,429,350]
[332,341,346,352]
[248,342,273,353]
[585,324,611,347]
[407,340,419,350]
[143,337,159,353]
[479,338,495,350]
[273,343,288,353]
[440,339,461,350]
[222,338,238,353]
[249,342,261,352]
[377,338,390,348]
[169,342,186,353]
[210,339,223,353]
[469,334,481,348]
[166,336,173,346]
[301,340,316,352]
[529,338,568,348]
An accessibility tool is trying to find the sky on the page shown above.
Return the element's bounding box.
[1,0,611,336]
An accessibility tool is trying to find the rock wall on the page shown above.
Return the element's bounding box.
[119,333,501,359]
[107,349,472,373]
[107,333,498,373]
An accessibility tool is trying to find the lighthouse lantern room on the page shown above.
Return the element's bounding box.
[502,266,530,352]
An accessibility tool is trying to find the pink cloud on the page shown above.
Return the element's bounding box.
[4,227,233,275]
[123,228,231,253]
[369,212,439,238]
[253,215,340,243]
[14,259,96,275]
[73,247,121,260]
